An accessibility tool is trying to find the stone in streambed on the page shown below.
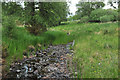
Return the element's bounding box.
[23,50,28,57]
[37,43,42,48]
[28,45,35,52]
[16,70,21,73]
[42,51,47,56]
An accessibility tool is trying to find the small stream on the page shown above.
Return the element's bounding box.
[5,42,75,79]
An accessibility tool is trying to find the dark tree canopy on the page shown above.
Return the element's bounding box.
[2,2,23,16]
[2,2,69,35]
[24,2,68,35]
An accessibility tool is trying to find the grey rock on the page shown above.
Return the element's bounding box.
[6,42,75,79]
[16,70,21,73]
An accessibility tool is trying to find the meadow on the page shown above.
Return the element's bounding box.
[51,22,118,78]
[3,22,118,78]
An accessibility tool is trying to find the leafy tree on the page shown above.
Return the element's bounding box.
[2,2,24,25]
[118,1,120,21]
[78,16,89,23]
[24,2,68,35]
[2,2,23,16]
[100,15,112,22]
[90,9,118,22]
[106,9,118,21]
[90,9,106,21]
[2,2,68,35]
[108,1,118,9]
[76,2,105,19]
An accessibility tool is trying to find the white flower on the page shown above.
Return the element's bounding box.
[98,63,101,65]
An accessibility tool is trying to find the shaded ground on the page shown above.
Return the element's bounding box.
[3,42,75,79]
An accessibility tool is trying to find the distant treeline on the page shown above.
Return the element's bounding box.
[68,2,119,23]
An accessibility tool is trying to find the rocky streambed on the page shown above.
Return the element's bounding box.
[4,42,76,79]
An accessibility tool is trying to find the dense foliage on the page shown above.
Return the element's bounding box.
[70,2,118,23]
[24,2,68,35]
[2,2,68,35]
[2,2,23,16]
[90,9,118,22]
[100,15,111,22]
[78,16,89,23]
[76,2,105,19]
[2,16,17,38]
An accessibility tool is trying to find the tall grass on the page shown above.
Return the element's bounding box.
[51,22,118,78]
[3,22,118,78]
[3,27,73,67]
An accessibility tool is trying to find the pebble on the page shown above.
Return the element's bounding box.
[16,70,21,73]
[5,42,75,79]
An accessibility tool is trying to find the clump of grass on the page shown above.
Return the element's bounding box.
[51,22,118,78]
[3,21,118,78]
[3,26,73,68]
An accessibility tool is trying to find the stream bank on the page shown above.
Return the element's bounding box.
[3,41,77,79]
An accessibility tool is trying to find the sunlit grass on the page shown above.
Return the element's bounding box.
[51,22,118,78]
[3,22,118,78]
[3,27,73,68]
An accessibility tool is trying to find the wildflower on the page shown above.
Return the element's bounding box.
[98,63,101,65]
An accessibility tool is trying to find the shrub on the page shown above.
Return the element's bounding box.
[90,9,107,21]
[2,16,17,38]
[106,9,118,21]
[109,15,115,21]
[118,14,120,21]
[78,16,89,23]
[90,9,118,22]
[100,15,111,22]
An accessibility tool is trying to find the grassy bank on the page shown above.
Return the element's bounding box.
[50,22,118,78]
[3,22,118,78]
[3,27,73,67]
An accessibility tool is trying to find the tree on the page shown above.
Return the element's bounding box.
[24,2,68,35]
[76,2,105,19]
[108,1,118,9]
[90,9,118,22]
[2,2,23,16]
[2,2,69,35]
[2,2,24,24]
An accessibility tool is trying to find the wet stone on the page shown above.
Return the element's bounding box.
[16,70,21,73]
[5,41,75,79]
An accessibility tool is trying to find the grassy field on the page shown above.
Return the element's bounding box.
[49,22,118,78]
[3,22,118,78]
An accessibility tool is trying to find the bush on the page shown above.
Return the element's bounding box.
[2,16,17,38]
[90,9,107,21]
[78,16,89,23]
[106,9,118,21]
[90,9,118,22]
[118,14,120,21]
[100,15,111,22]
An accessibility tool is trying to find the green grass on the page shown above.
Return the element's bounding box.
[2,27,73,68]
[50,22,118,78]
[3,22,118,78]
[0,24,2,45]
